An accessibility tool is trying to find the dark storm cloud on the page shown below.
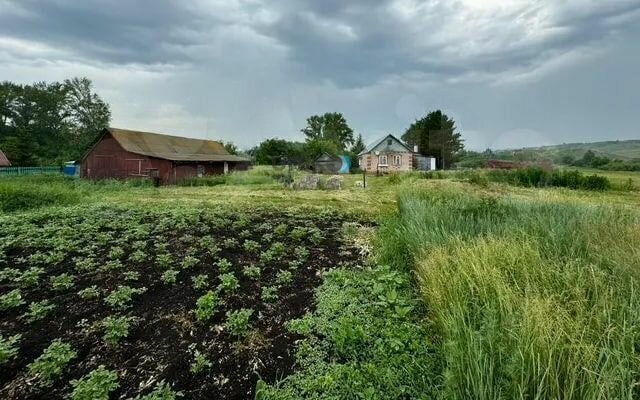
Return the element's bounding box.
[0,0,208,65]
[256,0,640,87]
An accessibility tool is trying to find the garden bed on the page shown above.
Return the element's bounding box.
[0,205,363,399]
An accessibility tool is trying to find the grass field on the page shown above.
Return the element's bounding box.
[1,168,639,399]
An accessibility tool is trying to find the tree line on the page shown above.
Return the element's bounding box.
[0,77,465,169]
[0,78,111,165]
[249,110,464,169]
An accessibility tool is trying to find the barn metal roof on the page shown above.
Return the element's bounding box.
[106,128,250,162]
[0,149,11,166]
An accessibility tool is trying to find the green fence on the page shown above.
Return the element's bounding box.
[0,166,61,177]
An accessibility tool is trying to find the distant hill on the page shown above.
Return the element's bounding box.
[493,140,640,162]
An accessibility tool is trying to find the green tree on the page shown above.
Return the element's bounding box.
[0,77,110,165]
[222,141,239,155]
[401,110,464,169]
[253,138,304,165]
[301,112,354,151]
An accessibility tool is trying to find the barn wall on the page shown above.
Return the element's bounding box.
[81,132,173,183]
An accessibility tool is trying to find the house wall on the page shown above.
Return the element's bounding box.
[360,151,414,173]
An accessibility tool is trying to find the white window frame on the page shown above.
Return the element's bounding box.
[393,155,402,166]
[378,155,388,166]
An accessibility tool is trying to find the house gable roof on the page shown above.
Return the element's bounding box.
[359,134,413,156]
[88,128,250,162]
[0,149,10,166]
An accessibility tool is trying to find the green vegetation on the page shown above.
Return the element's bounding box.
[102,315,135,345]
[0,334,21,365]
[377,188,640,399]
[195,291,220,322]
[69,366,119,400]
[225,309,254,337]
[28,340,77,385]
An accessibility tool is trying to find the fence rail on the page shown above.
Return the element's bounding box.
[0,166,61,177]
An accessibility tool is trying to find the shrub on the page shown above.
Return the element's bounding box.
[70,366,119,400]
[243,240,260,253]
[102,316,135,345]
[0,334,21,365]
[28,339,77,385]
[195,291,219,322]
[225,309,253,337]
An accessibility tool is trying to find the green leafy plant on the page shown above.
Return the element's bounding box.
[225,309,253,337]
[181,255,199,269]
[70,366,119,400]
[161,269,180,285]
[123,270,140,281]
[276,270,294,285]
[156,253,173,269]
[274,223,288,236]
[23,300,56,323]
[102,315,135,345]
[0,334,21,365]
[50,273,75,291]
[261,286,278,302]
[0,288,24,311]
[28,339,76,385]
[218,273,239,293]
[242,265,261,279]
[0,267,20,283]
[133,381,182,400]
[189,345,212,374]
[17,267,45,287]
[191,274,209,290]
[223,238,239,249]
[195,291,219,322]
[107,246,125,259]
[105,286,147,310]
[129,249,147,263]
[217,258,232,273]
[78,285,100,300]
[243,240,260,253]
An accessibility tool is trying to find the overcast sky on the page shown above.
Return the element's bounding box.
[1,0,639,150]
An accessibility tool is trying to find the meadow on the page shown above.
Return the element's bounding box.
[1,167,639,399]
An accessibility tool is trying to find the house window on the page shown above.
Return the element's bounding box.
[387,139,393,145]
[394,155,402,166]
[379,155,388,166]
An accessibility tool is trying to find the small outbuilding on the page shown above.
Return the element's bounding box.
[314,153,351,174]
[81,128,250,184]
[0,149,11,167]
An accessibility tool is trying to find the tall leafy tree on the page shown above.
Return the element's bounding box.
[0,77,110,165]
[301,112,355,152]
[401,110,464,169]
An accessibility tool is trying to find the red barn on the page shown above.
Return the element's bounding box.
[81,128,250,184]
[0,149,10,167]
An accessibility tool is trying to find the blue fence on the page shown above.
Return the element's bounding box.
[0,166,62,177]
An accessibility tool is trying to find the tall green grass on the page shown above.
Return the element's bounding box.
[378,188,640,399]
